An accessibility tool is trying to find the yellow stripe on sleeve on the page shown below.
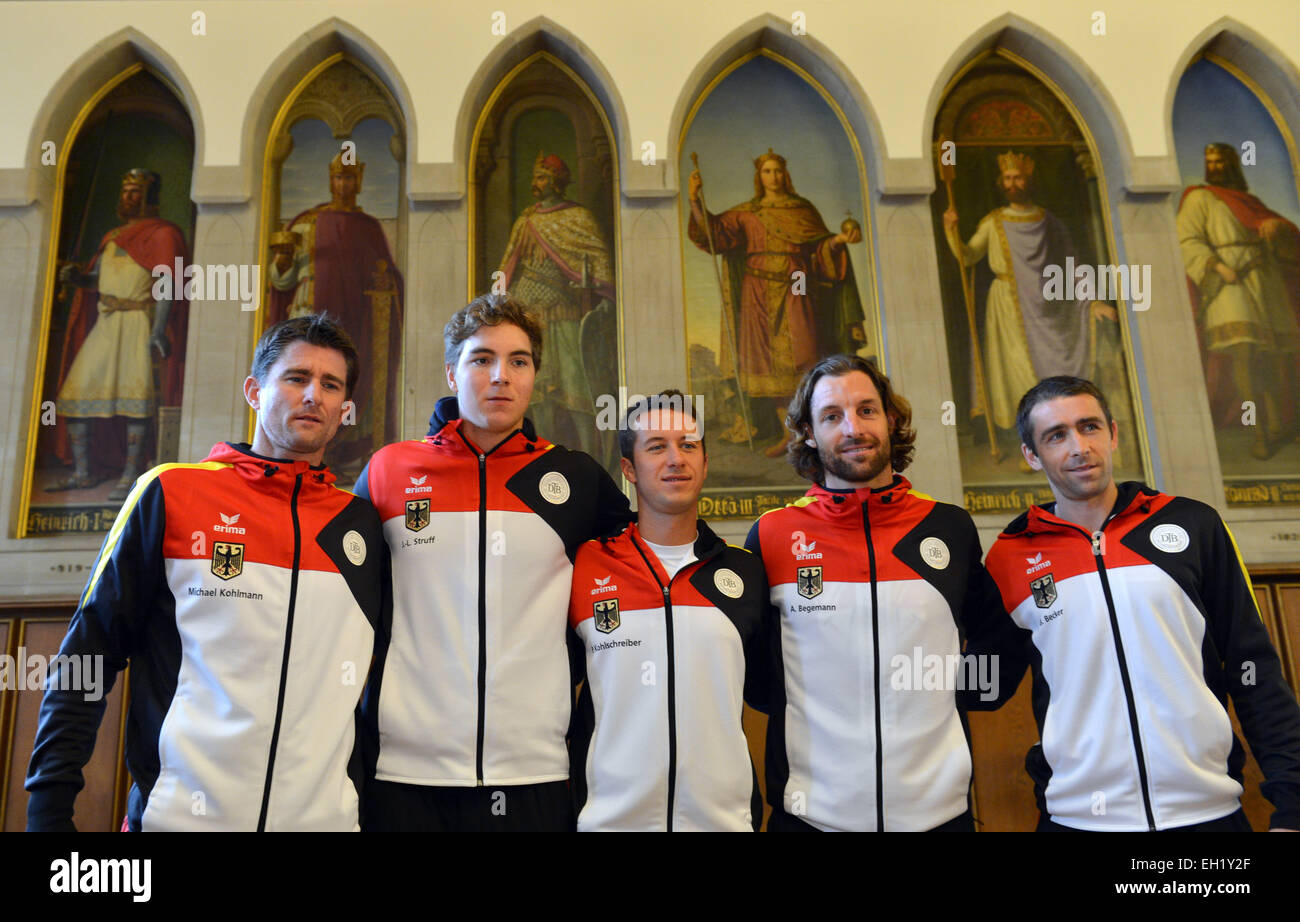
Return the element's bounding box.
[1223,524,1265,623]
[79,462,231,609]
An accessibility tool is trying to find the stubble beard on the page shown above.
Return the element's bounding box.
[820,438,891,488]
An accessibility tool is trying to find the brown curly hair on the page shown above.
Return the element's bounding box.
[443,292,543,372]
[784,354,916,483]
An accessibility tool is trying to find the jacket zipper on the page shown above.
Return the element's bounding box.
[257,472,303,831]
[457,427,518,788]
[475,450,488,786]
[860,500,885,832]
[631,537,709,832]
[1086,526,1157,831]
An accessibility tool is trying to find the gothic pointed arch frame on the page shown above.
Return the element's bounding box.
[1168,25,1300,507]
[466,49,626,472]
[18,60,196,538]
[929,46,1155,510]
[675,46,883,519]
[250,51,407,469]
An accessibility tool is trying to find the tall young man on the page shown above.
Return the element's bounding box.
[356,293,632,831]
[984,375,1300,831]
[27,315,387,831]
[746,354,1022,831]
[567,392,769,831]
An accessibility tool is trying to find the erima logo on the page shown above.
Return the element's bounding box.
[592,575,618,595]
[1025,552,1051,575]
[405,474,432,495]
[213,512,246,535]
[790,530,823,561]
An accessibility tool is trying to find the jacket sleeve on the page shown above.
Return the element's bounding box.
[589,458,634,539]
[957,520,1030,711]
[354,458,373,502]
[1203,516,1300,830]
[25,474,167,831]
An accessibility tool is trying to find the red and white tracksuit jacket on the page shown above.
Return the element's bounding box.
[746,474,1022,831]
[26,442,386,831]
[985,481,1300,831]
[568,521,769,831]
[355,397,632,787]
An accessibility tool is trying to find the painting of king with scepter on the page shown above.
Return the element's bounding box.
[687,148,863,457]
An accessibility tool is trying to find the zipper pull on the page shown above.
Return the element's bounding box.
[662,587,670,600]
[1091,531,1104,557]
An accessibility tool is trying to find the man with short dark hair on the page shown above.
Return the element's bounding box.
[568,391,769,831]
[985,374,1300,831]
[746,354,1022,831]
[356,292,632,831]
[27,314,388,831]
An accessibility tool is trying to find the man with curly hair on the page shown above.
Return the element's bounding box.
[744,354,1025,831]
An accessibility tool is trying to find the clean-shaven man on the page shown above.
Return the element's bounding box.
[27,315,387,831]
[568,391,769,831]
[356,293,632,831]
[984,375,1300,831]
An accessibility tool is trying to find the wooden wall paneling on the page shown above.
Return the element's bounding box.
[968,676,1039,831]
[1273,584,1300,693]
[1228,698,1272,830]
[742,705,770,831]
[1,618,125,832]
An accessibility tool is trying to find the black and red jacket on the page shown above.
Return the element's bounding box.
[355,397,632,788]
[567,521,769,831]
[985,481,1300,830]
[26,442,387,831]
[746,474,1022,831]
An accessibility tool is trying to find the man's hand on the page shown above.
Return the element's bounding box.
[943,208,959,230]
[57,262,83,287]
[1090,300,1118,322]
[150,332,170,359]
[1259,218,1286,243]
[834,226,863,247]
[1214,261,1240,284]
[688,169,703,204]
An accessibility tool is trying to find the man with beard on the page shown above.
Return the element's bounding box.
[1177,142,1300,459]
[943,151,1115,453]
[496,152,614,457]
[744,354,1025,831]
[53,169,190,500]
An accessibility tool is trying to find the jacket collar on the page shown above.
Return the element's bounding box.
[606,519,728,572]
[205,441,337,489]
[804,473,914,520]
[1003,480,1160,538]
[425,395,543,457]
